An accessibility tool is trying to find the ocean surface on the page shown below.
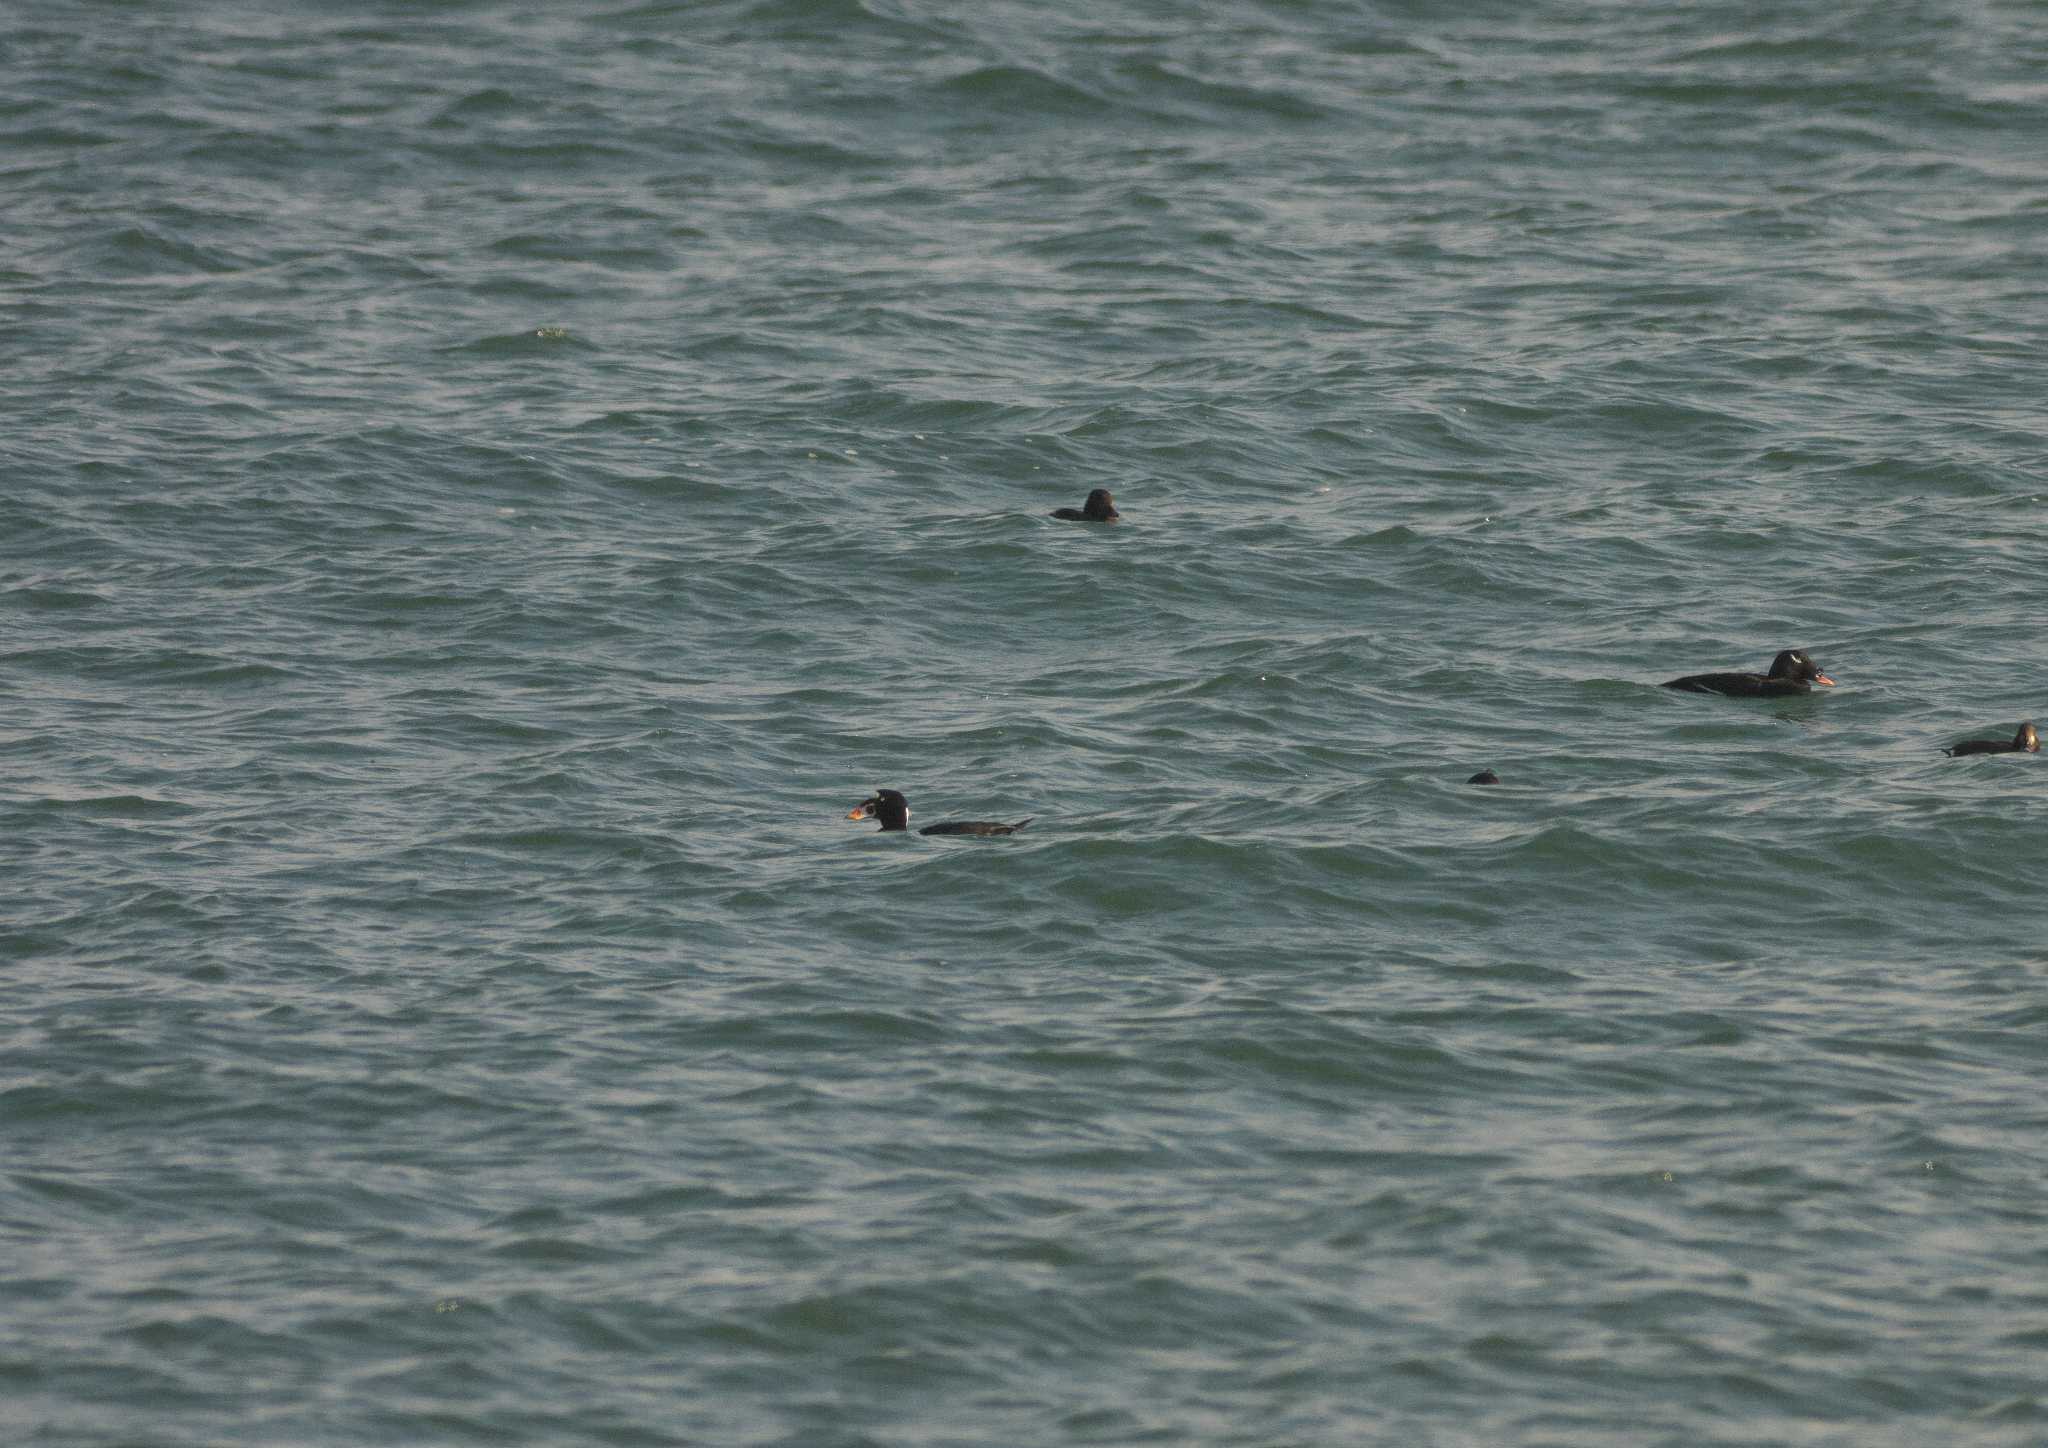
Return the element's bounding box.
[5,1,2047,1442]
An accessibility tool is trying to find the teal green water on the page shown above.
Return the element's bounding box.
[6,2,2048,1443]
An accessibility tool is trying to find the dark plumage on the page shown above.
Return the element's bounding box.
[1943,721,2038,758]
[1051,488,1120,522]
[1662,649,1836,697]
[846,789,1033,836]
[1467,769,1501,785]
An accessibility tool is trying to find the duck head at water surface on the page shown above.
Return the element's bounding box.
[1051,488,1120,522]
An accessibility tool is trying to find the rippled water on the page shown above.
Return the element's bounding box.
[6,1,2048,1443]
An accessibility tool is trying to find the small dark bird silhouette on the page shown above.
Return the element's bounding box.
[1943,721,2038,758]
[1051,488,1120,522]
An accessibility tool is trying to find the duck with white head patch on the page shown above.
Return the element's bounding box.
[1662,649,1837,698]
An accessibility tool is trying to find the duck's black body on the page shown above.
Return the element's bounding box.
[1663,649,1836,697]
[1943,721,2039,757]
[848,789,1033,836]
[1051,488,1119,522]
[1467,770,1500,785]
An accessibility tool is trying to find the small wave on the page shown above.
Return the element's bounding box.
[439,328,598,356]
[1117,60,1336,124]
[430,87,533,124]
[87,222,261,279]
[1,585,105,611]
[485,233,676,272]
[26,794,198,820]
[929,63,1115,120]
[733,0,958,43]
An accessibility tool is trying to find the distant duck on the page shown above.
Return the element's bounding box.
[847,789,1033,836]
[1942,721,2038,757]
[1467,769,1501,785]
[1051,488,1120,522]
[1662,649,1836,697]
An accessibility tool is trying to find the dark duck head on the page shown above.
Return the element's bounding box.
[1662,648,1836,696]
[1051,488,1119,522]
[1766,649,1836,687]
[848,789,913,830]
[1944,721,2040,757]
[846,789,1033,836]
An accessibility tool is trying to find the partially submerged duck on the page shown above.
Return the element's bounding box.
[1663,649,1836,697]
[1051,488,1119,522]
[1943,721,2038,757]
[847,789,1033,836]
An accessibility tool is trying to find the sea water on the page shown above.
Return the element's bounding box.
[5,2,2047,1442]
